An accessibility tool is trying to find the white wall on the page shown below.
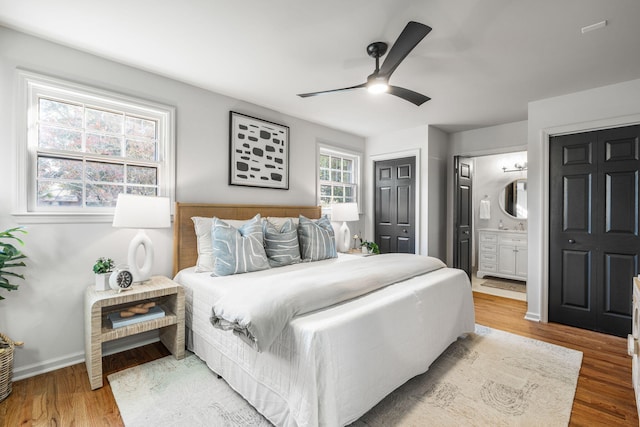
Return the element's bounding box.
[446,121,528,266]
[427,126,448,260]
[526,78,640,323]
[0,26,365,378]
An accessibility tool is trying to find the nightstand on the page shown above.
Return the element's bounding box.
[84,276,185,389]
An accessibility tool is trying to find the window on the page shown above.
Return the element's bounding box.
[318,146,360,207]
[16,71,175,219]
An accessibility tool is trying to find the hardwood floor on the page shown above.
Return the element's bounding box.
[1,292,637,426]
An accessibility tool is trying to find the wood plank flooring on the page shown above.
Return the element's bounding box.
[1,292,637,426]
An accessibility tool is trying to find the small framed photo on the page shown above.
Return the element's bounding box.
[229,111,289,190]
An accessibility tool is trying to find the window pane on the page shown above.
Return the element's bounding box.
[320,185,332,196]
[333,196,344,204]
[38,157,83,180]
[319,169,330,181]
[127,166,157,185]
[126,116,157,139]
[127,186,157,196]
[86,133,122,156]
[320,155,330,169]
[320,197,331,206]
[342,159,352,172]
[86,108,123,133]
[331,171,341,182]
[331,157,341,169]
[37,181,82,207]
[126,139,156,161]
[333,186,344,197]
[344,186,353,197]
[86,184,123,207]
[86,161,124,183]
[343,172,352,184]
[39,125,82,151]
[39,99,82,128]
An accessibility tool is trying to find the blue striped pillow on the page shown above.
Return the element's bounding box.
[263,219,301,267]
[211,214,270,276]
[298,215,337,262]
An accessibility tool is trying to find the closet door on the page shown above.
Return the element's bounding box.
[549,125,639,337]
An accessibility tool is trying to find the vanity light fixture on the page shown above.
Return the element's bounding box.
[502,162,527,173]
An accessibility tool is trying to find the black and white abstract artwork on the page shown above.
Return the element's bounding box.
[229,111,289,190]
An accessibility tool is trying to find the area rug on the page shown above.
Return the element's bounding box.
[109,325,582,426]
[482,278,527,293]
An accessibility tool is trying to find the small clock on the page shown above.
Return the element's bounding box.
[109,266,134,291]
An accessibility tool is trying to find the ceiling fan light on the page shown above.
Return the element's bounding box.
[367,82,389,94]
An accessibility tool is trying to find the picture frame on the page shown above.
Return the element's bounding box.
[229,111,289,190]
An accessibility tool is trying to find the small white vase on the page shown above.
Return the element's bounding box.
[361,247,369,254]
[95,273,111,291]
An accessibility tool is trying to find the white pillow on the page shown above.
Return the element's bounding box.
[191,216,251,272]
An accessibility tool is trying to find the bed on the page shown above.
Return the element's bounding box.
[172,203,475,427]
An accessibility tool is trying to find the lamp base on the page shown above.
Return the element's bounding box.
[128,229,154,283]
[336,221,351,253]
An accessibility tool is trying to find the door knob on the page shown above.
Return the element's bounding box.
[403,229,408,233]
[463,230,469,235]
[568,239,575,244]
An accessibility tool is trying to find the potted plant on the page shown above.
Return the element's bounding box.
[0,226,27,402]
[93,257,115,291]
[360,240,380,255]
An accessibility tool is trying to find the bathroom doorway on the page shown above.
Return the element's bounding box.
[458,151,528,301]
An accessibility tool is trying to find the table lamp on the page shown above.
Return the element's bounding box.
[112,194,170,283]
[330,202,359,253]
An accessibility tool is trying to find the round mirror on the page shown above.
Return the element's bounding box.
[500,179,527,219]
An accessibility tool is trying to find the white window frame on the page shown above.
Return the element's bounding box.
[317,143,362,214]
[14,70,175,223]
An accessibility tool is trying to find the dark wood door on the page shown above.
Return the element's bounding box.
[374,157,416,253]
[549,125,640,337]
[453,156,473,278]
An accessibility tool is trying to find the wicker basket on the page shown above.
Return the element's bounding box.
[0,332,15,402]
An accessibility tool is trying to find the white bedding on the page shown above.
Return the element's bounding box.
[212,254,446,351]
[174,253,475,427]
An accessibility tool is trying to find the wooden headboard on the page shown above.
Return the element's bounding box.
[172,203,322,276]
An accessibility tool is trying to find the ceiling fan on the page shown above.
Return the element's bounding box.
[297,21,432,106]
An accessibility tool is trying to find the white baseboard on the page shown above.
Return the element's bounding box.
[13,330,159,381]
[524,311,541,322]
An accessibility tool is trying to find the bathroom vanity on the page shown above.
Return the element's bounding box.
[477,228,527,282]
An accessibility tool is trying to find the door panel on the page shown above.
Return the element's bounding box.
[550,124,640,337]
[453,156,473,278]
[375,157,416,254]
[605,171,638,234]
[563,174,592,232]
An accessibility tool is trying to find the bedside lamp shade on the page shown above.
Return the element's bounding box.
[331,202,359,253]
[113,194,170,283]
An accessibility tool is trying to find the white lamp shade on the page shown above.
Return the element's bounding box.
[330,203,359,222]
[112,194,171,229]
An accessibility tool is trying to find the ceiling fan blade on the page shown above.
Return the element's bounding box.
[378,21,432,78]
[388,85,431,106]
[297,83,366,98]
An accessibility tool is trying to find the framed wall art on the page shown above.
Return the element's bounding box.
[229,111,289,190]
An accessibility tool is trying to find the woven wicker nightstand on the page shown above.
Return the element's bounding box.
[84,276,185,390]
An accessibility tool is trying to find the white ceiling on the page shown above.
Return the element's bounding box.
[1,0,639,136]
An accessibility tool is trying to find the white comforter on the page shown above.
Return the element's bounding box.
[175,254,475,427]
[211,253,446,351]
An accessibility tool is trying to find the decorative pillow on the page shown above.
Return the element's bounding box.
[298,215,337,262]
[265,216,299,230]
[192,217,250,272]
[263,219,301,267]
[211,214,270,276]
